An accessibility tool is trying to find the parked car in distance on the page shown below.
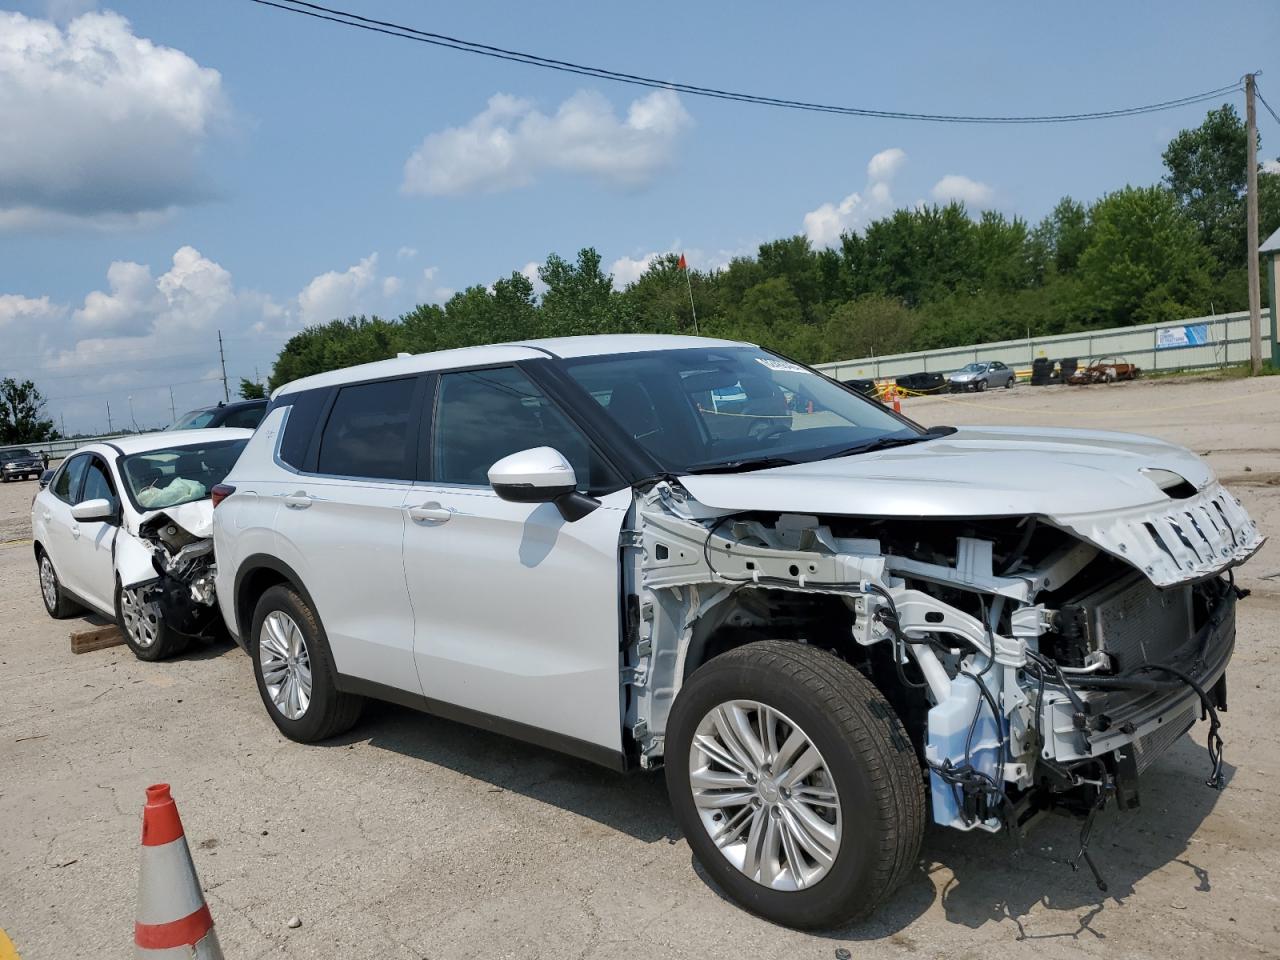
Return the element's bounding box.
[31,429,251,660]
[1068,356,1141,385]
[2,447,45,481]
[169,398,268,431]
[214,334,1260,929]
[948,360,1016,392]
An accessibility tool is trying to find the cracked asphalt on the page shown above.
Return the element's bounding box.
[2,375,1279,959]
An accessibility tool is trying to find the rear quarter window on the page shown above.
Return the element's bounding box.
[274,388,330,470]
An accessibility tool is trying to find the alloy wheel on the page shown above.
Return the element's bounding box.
[120,586,161,649]
[259,610,313,721]
[689,700,842,891]
[39,556,58,611]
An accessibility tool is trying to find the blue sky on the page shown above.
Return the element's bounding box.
[1,0,1278,432]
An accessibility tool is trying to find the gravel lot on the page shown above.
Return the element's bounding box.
[2,375,1279,959]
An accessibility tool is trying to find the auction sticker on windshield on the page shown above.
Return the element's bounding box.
[755,357,806,374]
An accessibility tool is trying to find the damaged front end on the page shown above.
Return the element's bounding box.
[621,475,1262,878]
[118,504,222,638]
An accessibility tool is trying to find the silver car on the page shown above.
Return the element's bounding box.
[949,360,1016,391]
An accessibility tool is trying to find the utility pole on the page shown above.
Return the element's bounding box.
[106,400,113,434]
[1246,72,1262,375]
[217,329,230,402]
[168,386,176,422]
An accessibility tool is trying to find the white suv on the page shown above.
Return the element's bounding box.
[213,334,1262,928]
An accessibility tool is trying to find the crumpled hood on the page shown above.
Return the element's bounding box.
[679,426,1211,518]
[677,426,1263,586]
[134,500,214,539]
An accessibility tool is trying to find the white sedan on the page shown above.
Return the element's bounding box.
[32,429,251,660]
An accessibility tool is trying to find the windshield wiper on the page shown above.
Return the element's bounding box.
[826,427,955,459]
[687,456,800,475]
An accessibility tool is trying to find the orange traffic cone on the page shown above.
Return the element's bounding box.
[135,784,224,959]
[889,385,902,414]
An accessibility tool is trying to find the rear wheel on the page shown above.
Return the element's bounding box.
[250,585,363,742]
[665,641,924,929]
[116,580,188,661]
[37,549,81,619]
[1005,376,1015,388]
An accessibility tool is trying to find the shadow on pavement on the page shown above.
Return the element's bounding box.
[326,699,678,844]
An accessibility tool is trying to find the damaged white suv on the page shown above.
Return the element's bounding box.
[33,430,251,660]
[214,336,1262,928]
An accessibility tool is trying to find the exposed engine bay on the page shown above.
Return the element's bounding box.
[118,505,221,638]
[621,477,1263,882]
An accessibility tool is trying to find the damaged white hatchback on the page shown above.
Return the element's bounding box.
[32,429,251,660]
[214,336,1263,928]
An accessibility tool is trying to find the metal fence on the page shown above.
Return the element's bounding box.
[0,433,130,465]
[814,309,1273,382]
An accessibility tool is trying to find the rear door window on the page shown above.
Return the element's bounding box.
[222,405,265,429]
[316,378,419,481]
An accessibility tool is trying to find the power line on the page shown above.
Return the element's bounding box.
[1256,83,1280,130]
[247,0,1242,124]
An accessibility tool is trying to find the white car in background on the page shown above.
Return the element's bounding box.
[31,429,251,660]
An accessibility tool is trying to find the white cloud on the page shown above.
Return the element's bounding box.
[382,276,403,298]
[0,11,227,227]
[1263,159,1280,175]
[866,147,907,182]
[610,252,661,289]
[932,174,994,208]
[402,89,692,196]
[803,147,906,247]
[0,293,63,327]
[519,261,548,297]
[296,253,378,325]
[396,246,418,260]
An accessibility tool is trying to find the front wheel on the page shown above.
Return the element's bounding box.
[976,379,988,392]
[116,581,188,661]
[250,585,363,742]
[665,641,924,929]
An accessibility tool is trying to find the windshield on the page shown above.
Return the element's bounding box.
[960,363,986,373]
[171,408,217,430]
[2,449,34,461]
[560,347,921,473]
[119,438,247,510]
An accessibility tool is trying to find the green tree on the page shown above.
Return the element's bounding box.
[822,295,919,359]
[238,378,266,400]
[0,378,57,443]
[1033,196,1091,274]
[1077,186,1214,326]
[269,315,399,389]
[539,248,622,336]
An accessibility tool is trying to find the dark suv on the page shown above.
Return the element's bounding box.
[1,448,44,482]
[169,399,268,431]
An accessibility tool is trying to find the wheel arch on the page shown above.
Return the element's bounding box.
[233,554,318,651]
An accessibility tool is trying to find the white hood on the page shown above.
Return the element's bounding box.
[677,426,1263,586]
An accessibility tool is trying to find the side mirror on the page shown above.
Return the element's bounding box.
[488,446,599,522]
[37,469,54,489]
[71,498,117,523]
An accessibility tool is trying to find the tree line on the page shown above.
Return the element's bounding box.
[275,106,1273,389]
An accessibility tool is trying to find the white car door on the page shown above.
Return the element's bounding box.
[68,454,123,613]
[39,453,92,604]
[266,376,424,691]
[404,366,629,756]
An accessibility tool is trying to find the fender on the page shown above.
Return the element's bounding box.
[116,531,159,590]
[232,553,321,650]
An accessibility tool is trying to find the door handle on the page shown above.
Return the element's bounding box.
[407,502,453,524]
[282,491,314,510]
[70,523,81,539]
[42,510,52,522]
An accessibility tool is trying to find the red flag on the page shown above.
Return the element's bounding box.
[677,253,688,270]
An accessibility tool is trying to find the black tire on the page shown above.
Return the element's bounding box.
[665,641,924,929]
[115,580,189,661]
[36,548,81,619]
[250,584,363,742]
[1005,376,1015,389]
[976,379,988,392]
